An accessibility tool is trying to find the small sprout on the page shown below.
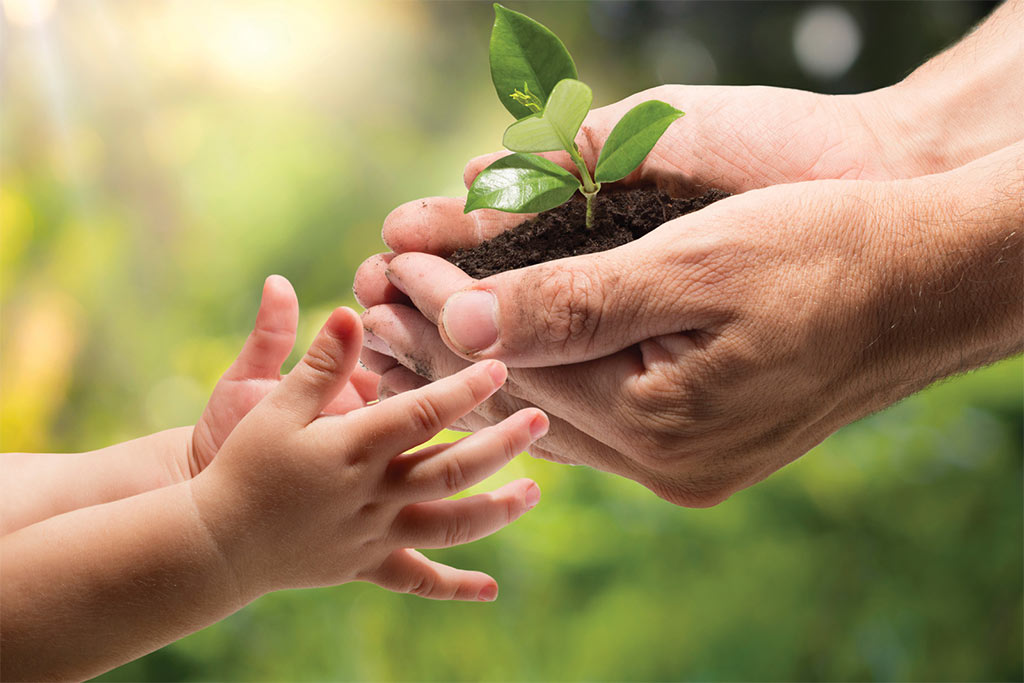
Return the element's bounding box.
[466,3,685,228]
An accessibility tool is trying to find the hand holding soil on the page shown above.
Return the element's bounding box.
[357,0,1024,505]
[360,140,1022,505]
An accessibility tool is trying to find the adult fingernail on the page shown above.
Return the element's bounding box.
[525,482,541,509]
[477,584,498,602]
[383,267,406,294]
[363,329,392,356]
[442,290,499,355]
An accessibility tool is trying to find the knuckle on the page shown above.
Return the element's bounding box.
[443,513,472,547]
[530,267,608,351]
[409,394,446,435]
[442,457,470,493]
[302,343,340,380]
[500,431,519,462]
[407,573,436,598]
[504,494,519,525]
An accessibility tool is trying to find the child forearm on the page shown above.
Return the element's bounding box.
[1,426,193,535]
[0,478,253,681]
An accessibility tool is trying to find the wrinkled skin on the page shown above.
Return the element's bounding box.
[355,83,1024,506]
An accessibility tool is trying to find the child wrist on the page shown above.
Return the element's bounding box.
[185,475,271,604]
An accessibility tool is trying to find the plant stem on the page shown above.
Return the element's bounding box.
[565,145,600,228]
[583,188,597,229]
[566,146,597,194]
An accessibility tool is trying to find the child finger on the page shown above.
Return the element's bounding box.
[225,275,298,380]
[323,382,370,415]
[389,478,539,549]
[365,548,499,602]
[271,307,362,422]
[346,360,507,455]
[349,365,381,403]
[378,366,481,432]
[386,409,548,502]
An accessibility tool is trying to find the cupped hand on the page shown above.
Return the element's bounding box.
[363,180,888,505]
[354,83,915,505]
[188,275,380,477]
[355,81,917,298]
[359,141,1023,507]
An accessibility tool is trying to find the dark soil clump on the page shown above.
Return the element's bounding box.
[448,187,730,279]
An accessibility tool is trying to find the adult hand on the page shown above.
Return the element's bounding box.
[357,0,1024,304]
[359,143,1022,506]
[356,2,1024,505]
[358,82,910,288]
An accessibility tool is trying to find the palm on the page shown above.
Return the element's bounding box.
[187,276,378,477]
[191,378,278,475]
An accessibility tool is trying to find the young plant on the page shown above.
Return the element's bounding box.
[465,4,685,228]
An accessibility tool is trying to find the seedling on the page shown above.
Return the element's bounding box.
[465,4,684,228]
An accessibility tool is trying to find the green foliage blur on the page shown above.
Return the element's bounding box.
[1,1,1019,680]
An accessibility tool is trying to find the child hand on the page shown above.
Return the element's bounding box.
[188,275,379,476]
[189,306,547,602]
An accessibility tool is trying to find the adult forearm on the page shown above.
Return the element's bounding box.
[1,426,193,535]
[916,138,1024,368]
[0,479,251,681]
[851,140,1023,413]
[867,0,1024,176]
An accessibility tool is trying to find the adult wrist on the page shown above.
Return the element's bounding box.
[865,147,1023,392]
[860,0,1024,179]
[865,80,1015,179]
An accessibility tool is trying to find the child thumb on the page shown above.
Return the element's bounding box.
[273,307,362,422]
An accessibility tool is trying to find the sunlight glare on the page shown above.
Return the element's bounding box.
[2,0,55,27]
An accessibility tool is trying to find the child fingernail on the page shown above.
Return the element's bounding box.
[528,413,549,440]
[477,584,498,602]
[485,360,507,387]
[525,482,541,509]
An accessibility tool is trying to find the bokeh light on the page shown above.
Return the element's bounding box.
[793,4,863,80]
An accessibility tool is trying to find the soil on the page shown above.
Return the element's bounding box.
[447,187,730,278]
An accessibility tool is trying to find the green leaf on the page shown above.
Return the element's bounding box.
[465,153,581,214]
[490,4,578,120]
[594,101,684,184]
[503,78,592,153]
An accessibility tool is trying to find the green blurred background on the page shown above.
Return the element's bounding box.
[1,1,1020,680]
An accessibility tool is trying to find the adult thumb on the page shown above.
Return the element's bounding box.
[386,246,684,368]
